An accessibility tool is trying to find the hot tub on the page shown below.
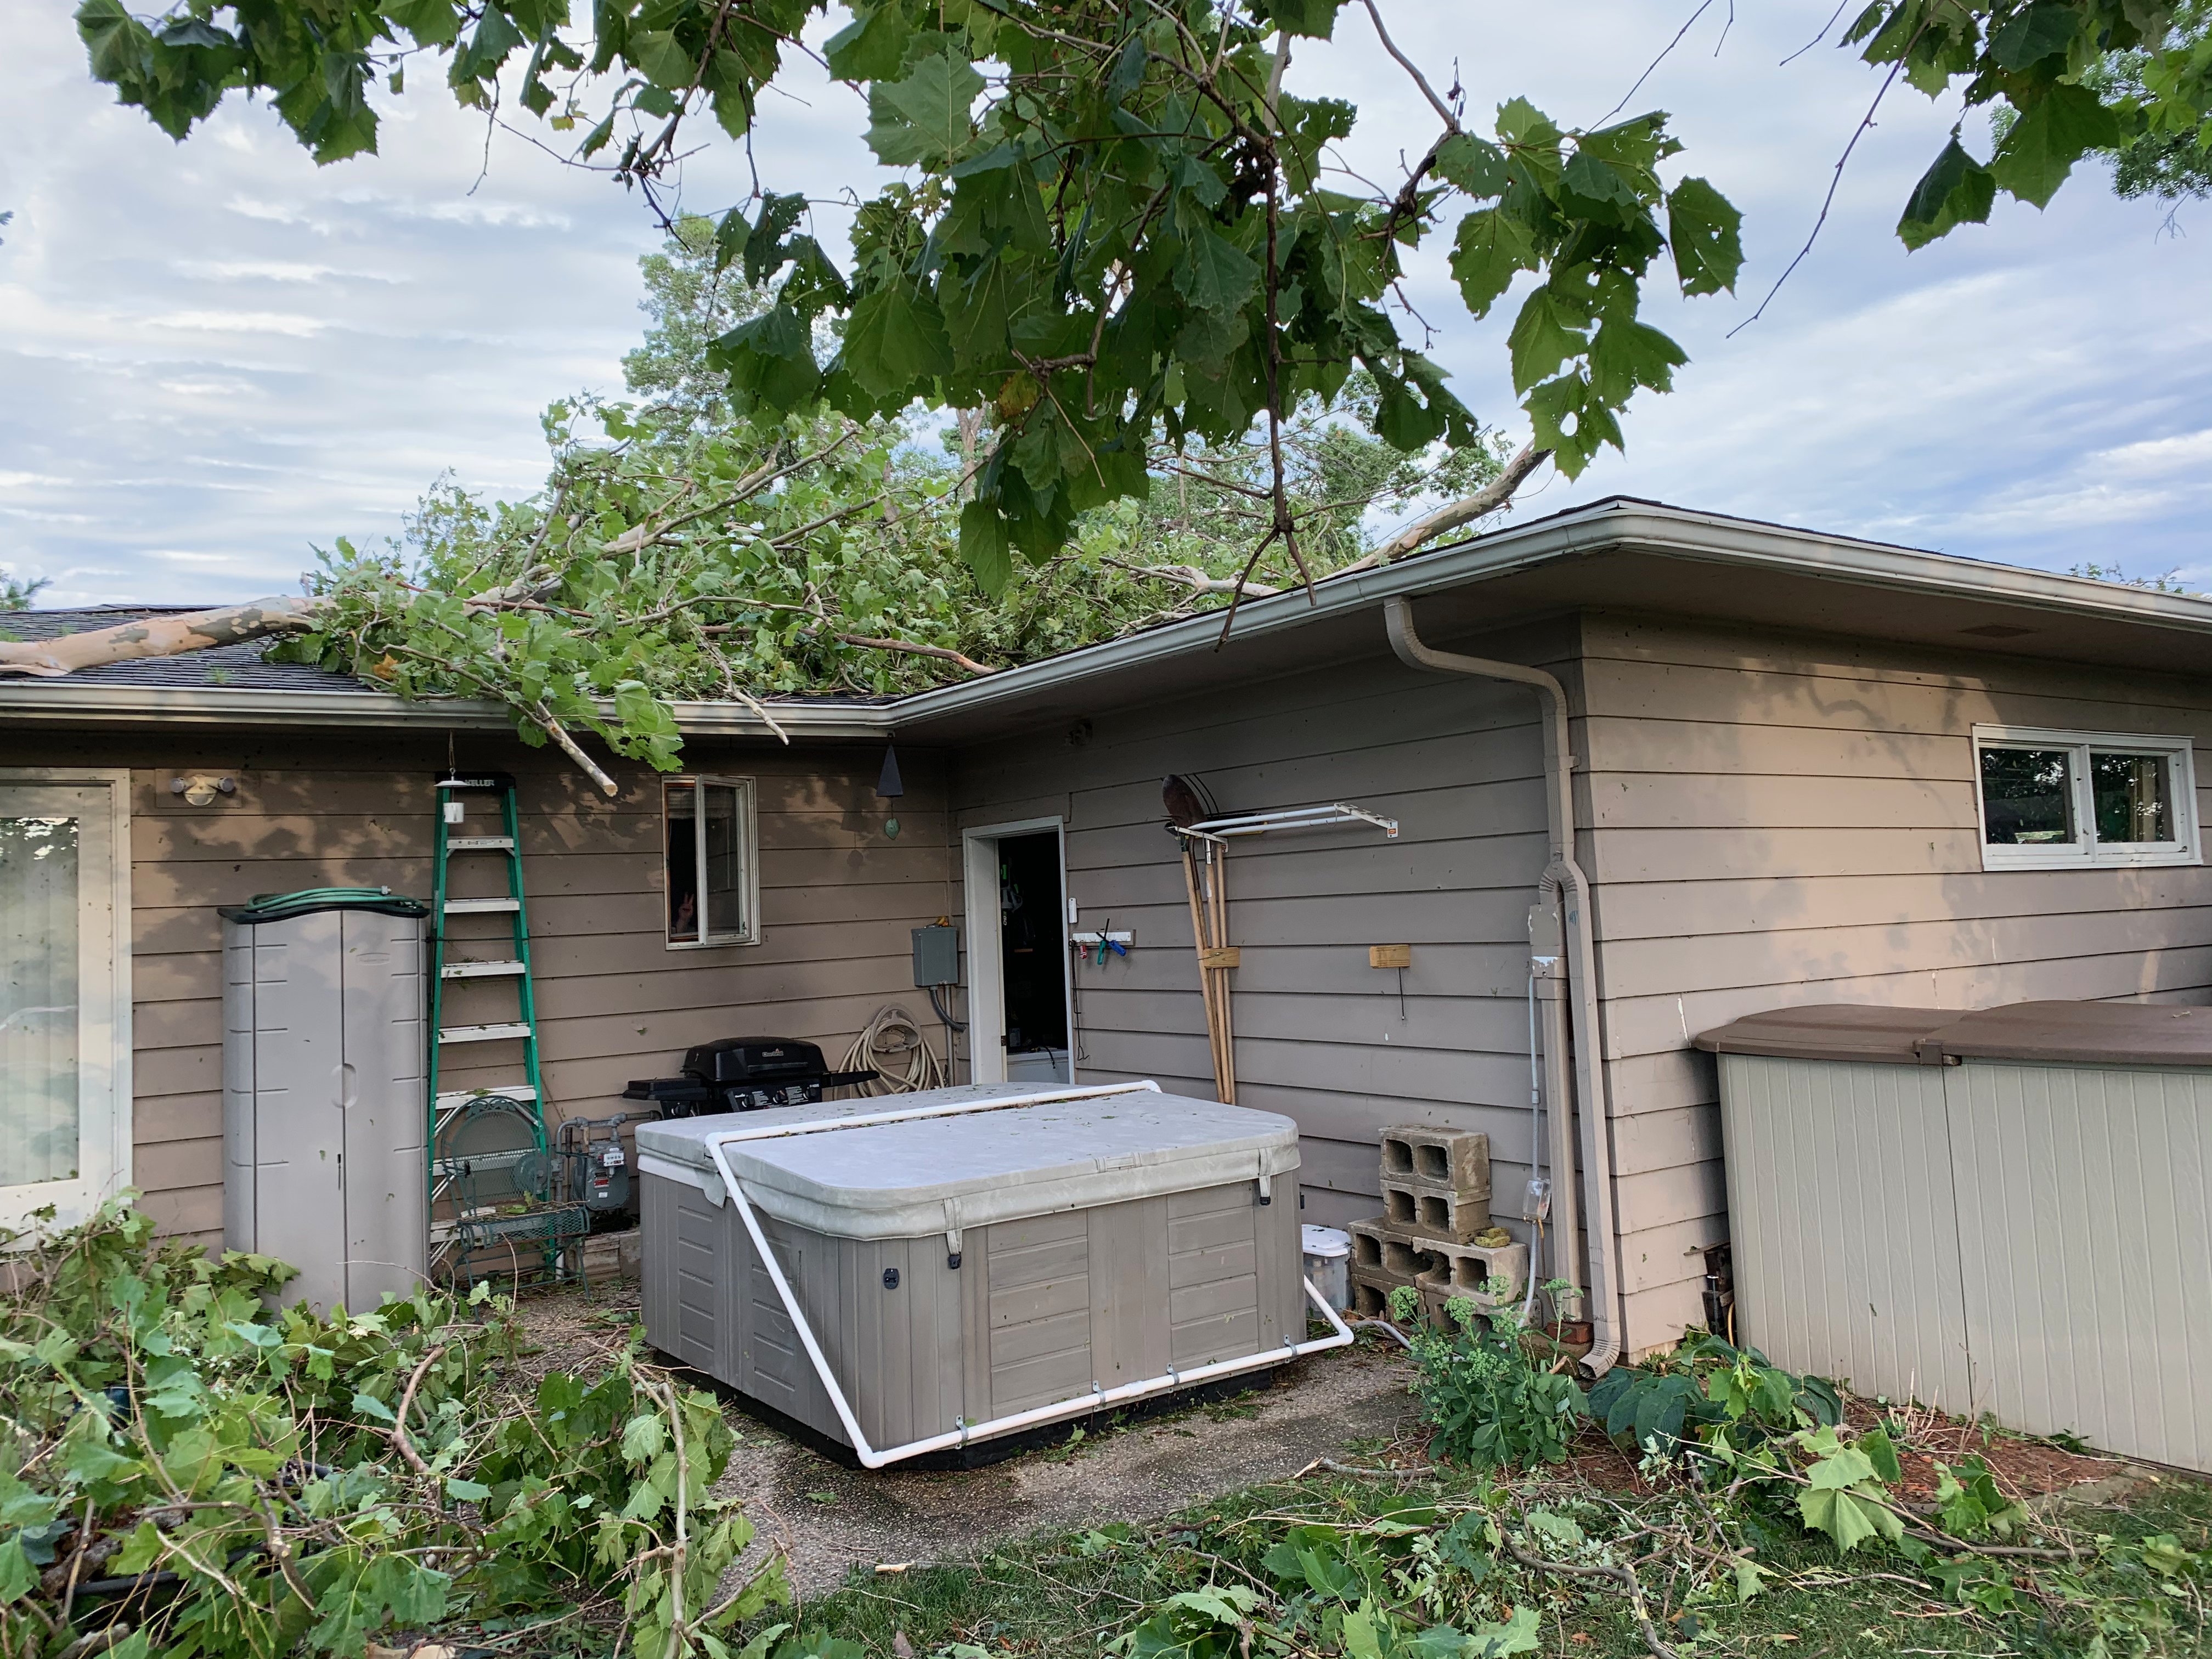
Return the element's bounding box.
[636,1081,1351,1466]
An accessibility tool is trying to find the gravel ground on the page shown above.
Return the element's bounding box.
[511,1278,1423,1599]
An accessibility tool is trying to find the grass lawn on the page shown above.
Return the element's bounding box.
[764,1434,2212,1659]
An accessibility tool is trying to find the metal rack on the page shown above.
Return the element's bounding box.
[1169,802,1400,845]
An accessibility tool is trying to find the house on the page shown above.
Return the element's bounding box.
[5,496,2208,1362]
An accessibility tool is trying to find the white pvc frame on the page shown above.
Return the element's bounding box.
[960,815,1076,1085]
[1971,725,2202,871]
[0,768,133,1238]
[695,1081,1355,1468]
[663,774,761,947]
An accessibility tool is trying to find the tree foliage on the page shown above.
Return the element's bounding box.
[264,222,1505,781]
[0,1198,783,1659]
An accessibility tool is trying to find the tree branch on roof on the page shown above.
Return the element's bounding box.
[0,597,322,678]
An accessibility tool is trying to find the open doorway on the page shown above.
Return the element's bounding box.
[961,819,1073,1085]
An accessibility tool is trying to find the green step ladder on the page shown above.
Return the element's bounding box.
[427,772,575,1282]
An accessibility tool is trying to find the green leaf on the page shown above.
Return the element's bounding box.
[1589,315,1685,403]
[1435,133,1510,198]
[826,3,912,82]
[841,284,953,396]
[1468,1605,1542,1657]
[445,1476,493,1501]
[0,1538,32,1604]
[1506,286,1588,393]
[386,0,464,48]
[713,208,751,274]
[351,1389,397,1424]
[627,29,698,91]
[1991,82,2125,208]
[1449,209,1539,316]
[1861,1424,1903,1484]
[1175,227,1261,314]
[1251,0,1346,37]
[866,47,983,166]
[1990,2,2080,70]
[1667,177,1742,296]
[1342,1600,1385,1659]
[1798,1483,1903,1552]
[708,305,822,411]
[959,501,1012,595]
[1733,1559,1773,1602]
[61,1437,137,1486]
[1897,138,1995,250]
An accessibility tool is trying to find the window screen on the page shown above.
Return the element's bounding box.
[664,776,757,945]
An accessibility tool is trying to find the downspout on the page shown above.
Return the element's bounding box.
[1384,596,1624,1376]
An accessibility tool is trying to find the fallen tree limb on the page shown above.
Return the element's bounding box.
[0,596,323,677]
[1332,444,1552,577]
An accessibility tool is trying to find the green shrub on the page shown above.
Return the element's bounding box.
[1389,1285,1586,1471]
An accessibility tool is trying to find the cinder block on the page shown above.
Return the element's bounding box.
[1381,1181,1491,1243]
[1417,1239,1530,1309]
[1347,1271,1401,1321]
[1379,1125,1492,1200]
[1348,1215,1448,1283]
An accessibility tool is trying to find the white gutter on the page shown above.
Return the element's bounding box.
[1384,595,1624,1378]
[692,1081,1355,1468]
[7,501,2210,734]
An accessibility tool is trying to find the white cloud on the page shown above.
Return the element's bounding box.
[0,1,2205,608]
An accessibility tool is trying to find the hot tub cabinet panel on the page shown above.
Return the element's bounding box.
[639,1084,1312,1458]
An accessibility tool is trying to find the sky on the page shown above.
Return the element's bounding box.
[2,3,2207,610]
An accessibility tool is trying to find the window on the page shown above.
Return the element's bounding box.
[2,770,130,1237]
[664,776,759,946]
[1973,726,2200,870]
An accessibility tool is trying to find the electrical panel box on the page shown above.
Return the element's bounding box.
[911,923,960,988]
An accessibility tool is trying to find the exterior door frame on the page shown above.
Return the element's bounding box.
[960,815,1073,1085]
[0,768,132,1237]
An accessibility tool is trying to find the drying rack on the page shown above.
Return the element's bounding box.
[1166,798,1401,1103]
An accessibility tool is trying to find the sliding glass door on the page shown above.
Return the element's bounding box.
[0,777,127,1234]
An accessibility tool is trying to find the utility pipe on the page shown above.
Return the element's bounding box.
[1384,595,1624,1376]
[694,1083,1356,1468]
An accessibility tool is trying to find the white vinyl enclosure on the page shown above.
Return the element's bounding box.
[0,772,129,1237]
[1700,1001,2212,1473]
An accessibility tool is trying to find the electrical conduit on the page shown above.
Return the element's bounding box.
[1384,595,1624,1377]
[695,1081,1358,1469]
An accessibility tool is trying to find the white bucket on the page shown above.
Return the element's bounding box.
[1301,1223,1352,1314]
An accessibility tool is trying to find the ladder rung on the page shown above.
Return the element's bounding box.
[436,1084,537,1112]
[440,958,526,979]
[445,836,516,853]
[438,1022,534,1044]
[443,896,521,914]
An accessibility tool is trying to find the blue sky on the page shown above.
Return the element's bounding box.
[2,3,2207,609]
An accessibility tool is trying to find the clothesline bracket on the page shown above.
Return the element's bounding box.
[1166,802,1400,845]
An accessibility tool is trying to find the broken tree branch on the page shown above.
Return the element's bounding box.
[0,597,323,678]
[1331,444,1551,577]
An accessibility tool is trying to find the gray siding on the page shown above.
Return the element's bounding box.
[949,625,1567,1249]
[4,728,952,1247]
[1578,613,2212,1351]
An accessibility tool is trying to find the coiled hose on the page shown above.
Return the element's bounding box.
[840,1005,950,1095]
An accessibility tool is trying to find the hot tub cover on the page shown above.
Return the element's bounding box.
[636,1082,1301,1239]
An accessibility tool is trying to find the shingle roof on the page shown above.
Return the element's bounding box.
[0,606,367,692]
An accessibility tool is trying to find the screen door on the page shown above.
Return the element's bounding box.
[0,781,126,1233]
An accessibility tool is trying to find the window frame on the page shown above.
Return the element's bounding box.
[662,774,761,949]
[0,768,132,1242]
[1971,724,2202,871]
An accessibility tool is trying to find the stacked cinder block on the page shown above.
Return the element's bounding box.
[1346,1124,1527,1323]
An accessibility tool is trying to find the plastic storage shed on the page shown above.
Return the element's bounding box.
[1698,1001,2212,1471]
[637,1081,1352,1466]
[223,889,430,1316]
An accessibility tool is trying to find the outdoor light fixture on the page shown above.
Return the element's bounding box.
[170,775,236,806]
[877,739,904,838]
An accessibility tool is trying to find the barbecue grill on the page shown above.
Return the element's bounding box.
[623,1036,877,1115]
